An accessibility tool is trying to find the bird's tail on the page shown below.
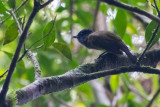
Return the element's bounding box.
[121,43,137,64]
[125,50,137,64]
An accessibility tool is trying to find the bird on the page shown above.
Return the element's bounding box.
[73,29,137,63]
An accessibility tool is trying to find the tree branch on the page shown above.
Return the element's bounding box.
[146,89,160,107]
[0,0,53,105]
[146,74,160,107]
[27,51,41,79]
[69,0,74,36]
[40,0,53,9]
[0,70,8,78]
[5,49,160,106]
[101,0,160,24]
[15,65,160,105]
[137,0,160,65]
[131,13,148,29]
[11,9,41,79]
[92,0,100,31]
[137,25,159,65]
[0,3,39,103]
[153,0,160,17]
[10,10,23,33]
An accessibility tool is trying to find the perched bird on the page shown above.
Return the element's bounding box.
[73,29,136,63]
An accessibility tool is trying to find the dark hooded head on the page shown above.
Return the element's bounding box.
[73,29,93,45]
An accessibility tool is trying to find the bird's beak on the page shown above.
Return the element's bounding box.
[72,36,78,38]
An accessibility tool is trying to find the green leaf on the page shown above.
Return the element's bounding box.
[0,2,8,16]
[8,0,16,9]
[127,23,137,34]
[145,21,160,48]
[128,100,142,107]
[16,60,25,76]
[95,104,109,107]
[123,33,132,47]
[76,83,94,100]
[56,6,66,13]
[110,75,119,93]
[145,21,156,42]
[99,3,107,14]
[2,51,13,59]
[53,42,72,60]
[4,23,19,45]
[128,92,135,100]
[43,19,56,48]
[114,9,127,38]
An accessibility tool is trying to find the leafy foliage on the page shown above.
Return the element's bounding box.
[7,0,16,9]
[0,0,160,107]
[43,20,56,48]
[3,22,19,45]
[53,42,72,60]
[114,9,127,38]
[110,75,119,93]
[145,21,160,48]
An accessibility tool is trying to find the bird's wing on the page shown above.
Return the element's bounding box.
[87,32,123,54]
[93,31,122,42]
[87,31,136,63]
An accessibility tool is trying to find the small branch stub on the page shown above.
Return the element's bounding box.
[27,51,41,79]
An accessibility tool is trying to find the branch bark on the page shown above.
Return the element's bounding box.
[5,49,160,106]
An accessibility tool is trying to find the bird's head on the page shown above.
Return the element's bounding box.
[73,29,93,44]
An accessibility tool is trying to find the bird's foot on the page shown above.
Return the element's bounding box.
[98,51,108,59]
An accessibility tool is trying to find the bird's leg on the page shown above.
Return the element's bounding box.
[95,52,119,63]
[97,51,108,59]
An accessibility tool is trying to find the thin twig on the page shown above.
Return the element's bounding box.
[146,89,160,107]
[17,16,56,62]
[146,74,160,107]
[131,13,148,29]
[151,4,155,8]
[27,51,41,79]
[88,66,160,79]
[137,25,159,65]
[40,0,53,9]
[17,50,28,62]
[22,16,26,30]
[0,0,29,27]
[92,0,100,31]
[69,0,74,36]
[0,10,26,80]
[141,2,160,106]
[129,85,148,101]
[14,0,29,13]
[101,0,160,24]
[153,0,160,16]
[10,9,41,78]
[0,70,8,78]
[14,12,56,63]
[10,10,23,34]
[137,0,160,65]
[10,0,55,79]
[26,15,56,50]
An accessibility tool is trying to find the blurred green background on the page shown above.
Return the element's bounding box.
[0,0,160,107]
